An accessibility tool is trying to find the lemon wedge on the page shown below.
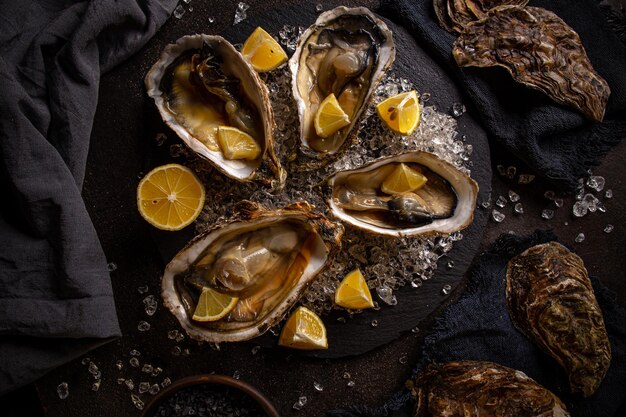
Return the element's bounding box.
[137,164,205,231]
[334,268,374,309]
[314,93,351,138]
[241,27,288,72]
[381,163,428,195]
[192,287,239,322]
[376,90,420,135]
[278,306,328,350]
[217,126,262,160]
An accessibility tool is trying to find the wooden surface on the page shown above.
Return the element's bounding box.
[3,1,624,416]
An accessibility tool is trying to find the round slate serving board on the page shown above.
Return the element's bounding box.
[147,4,491,358]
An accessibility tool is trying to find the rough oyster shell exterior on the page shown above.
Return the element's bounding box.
[145,35,285,188]
[453,6,610,122]
[433,0,528,33]
[506,241,611,397]
[161,201,343,343]
[409,360,570,417]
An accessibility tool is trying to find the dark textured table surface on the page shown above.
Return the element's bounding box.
[2,1,624,416]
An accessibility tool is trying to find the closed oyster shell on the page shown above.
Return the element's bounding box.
[161,201,343,343]
[145,35,285,188]
[433,0,528,33]
[453,6,610,122]
[506,242,611,397]
[409,360,570,417]
[290,6,395,158]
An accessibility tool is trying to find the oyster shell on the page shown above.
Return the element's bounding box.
[433,0,528,33]
[325,152,478,237]
[145,35,285,187]
[409,360,570,417]
[453,6,610,122]
[161,201,343,343]
[506,242,611,397]
[290,7,395,157]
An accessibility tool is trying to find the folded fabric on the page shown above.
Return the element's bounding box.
[380,0,626,190]
[0,0,177,394]
[329,230,626,417]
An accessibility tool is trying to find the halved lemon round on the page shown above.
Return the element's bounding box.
[217,126,262,160]
[381,163,428,195]
[241,27,288,72]
[278,306,328,350]
[137,164,205,231]
[334,268,374,310]
[376,90,420,135]
[192,287,239,322]
[314,93,351,138]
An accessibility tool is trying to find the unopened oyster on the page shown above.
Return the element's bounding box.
[290,7,395,157]
[506,242,611,397]
[145,35,285,187]
[161,201,343,343]
[409,361,570,417]
[453,6,610,122]
[433,0,528,33]
[325,152,478,237]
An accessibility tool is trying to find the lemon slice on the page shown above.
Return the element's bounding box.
[192,287,239,322]
[314,93,351,138]
[376,90,421,135]
[241,27,288,72]
[217,126,262,160]
[278,306,328,350]
[334,268,374,309]
[381,163,428,195]
[137,164,205,231]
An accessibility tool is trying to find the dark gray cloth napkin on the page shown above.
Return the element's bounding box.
[329,230,626,417]
[380,0,626,190]
[0,0,177,394]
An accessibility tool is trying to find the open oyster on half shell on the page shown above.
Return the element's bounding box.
[290,6,395,157]
[326,152,478,237]
[161,201,343,343]
[145,35,285,188]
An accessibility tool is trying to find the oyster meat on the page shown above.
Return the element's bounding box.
[145,35,285,187]
[433,0,528,33]
[453,6,610,122]
[506,242,611,397]
[326,152,478,237]
[290,7,395,156]
[409,360,570,417]
[161,201,343,343]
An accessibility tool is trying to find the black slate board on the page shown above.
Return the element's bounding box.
[148,4,492,358]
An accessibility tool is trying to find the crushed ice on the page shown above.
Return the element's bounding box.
[182,66,474,316]
[233,2,249,25]
[57,382,69,399]
[293,395,308,410]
